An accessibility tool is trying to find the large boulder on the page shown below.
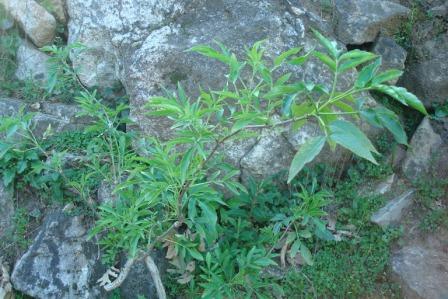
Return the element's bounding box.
[1,0,56,47]
[11,211,106,299]
[333,0,410,45]
[399,34,448,108]
[372,35,407,84]
[15,39,51,83]
[67,0,377,179]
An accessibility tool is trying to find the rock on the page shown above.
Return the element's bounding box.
[41,0,67,24]
[372,35,407,84]
[0,184,14,241]
[97,181,118,205]
[429,3,448,17]
[392,229,448,299]
[399,34,448,108]
[67,0,378,178]
[334,0,410,44]
[0,259,14,299]
[11,211,106,299]
[240,128,295,179]
[371,189,415,227]
[15,39,50,83]
[120,250,167,299]
[402,117,443,182]
[0,97,91,137]
[1,0,56,47]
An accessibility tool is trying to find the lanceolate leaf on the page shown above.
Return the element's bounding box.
[329,120,379,164]
[274,47,302,67]
[373,85,428,115]
[339,51,378,73]
[355,57,382,88]
[288,136,326,183]
[375,108,408,145]
[371,69,403,85]
[311,28,339,58]
[312,51,336,71]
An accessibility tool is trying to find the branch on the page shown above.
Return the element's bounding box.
[146,255,167,299]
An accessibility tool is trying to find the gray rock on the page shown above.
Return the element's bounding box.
[1,0,56,47]
[371,189,415,227]
[372,35,407,84]
[120,250,167,299]
[392,231,448,299]
[0,184,14,242]
[15,39,50,83]
[67,0,380,179]
[0,97,91,137]
[399,34,448,108]
[41,0,67,24]
[11,211,106,299]
[97,181,118,205]
[334,0,410,44]
[0,258,14,299]
[402,117,443,182]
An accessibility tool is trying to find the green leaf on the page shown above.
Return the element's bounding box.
[274,47,302,67]
[187,247,204,261]
[288,51,311,66]
[371,69,403,85]
[375,108,408,145]
[355,57,382,88]
[290,239,301,258]
[188,45,229,64]
[281,94,296,117]
[300,244,314,266]
[373,85,428,115]
[180,148,194,183]
[311,28,339,58]
[329,120,379,164]
[339,51,378,73]
[288,136,326,183]
[312,51,336,71]
[3,168,15,186]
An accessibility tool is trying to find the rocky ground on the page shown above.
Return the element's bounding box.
[0,0,447,298]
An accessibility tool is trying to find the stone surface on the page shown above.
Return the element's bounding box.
[372,35,407,84]
[15,39,50,83]
[371,189,415,227]
[11,211,106,299]
[120,250,167,299]
[1,0,56,47]
[399,33,448,108]
[0,184,14,249]
[392,229,448,299]
[334,0,410,44]
[0,259,13,299]
[0,97,91,137]
[41,0,67,24]
[402,117,443,182]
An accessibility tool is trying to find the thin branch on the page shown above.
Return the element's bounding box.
[145,256,167,299]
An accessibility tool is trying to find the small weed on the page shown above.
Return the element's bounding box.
[420,209,448,232]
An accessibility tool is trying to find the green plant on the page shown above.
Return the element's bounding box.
[85,30,426,298]
[40,43,87,102]
[419,209,448,232]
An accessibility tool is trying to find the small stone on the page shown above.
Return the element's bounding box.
[334,0,410,44]
[41,0,67,24]
[372,35,407,84]
[371,189,415,227]
[15,39,50,83]
[2,0,56,47]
